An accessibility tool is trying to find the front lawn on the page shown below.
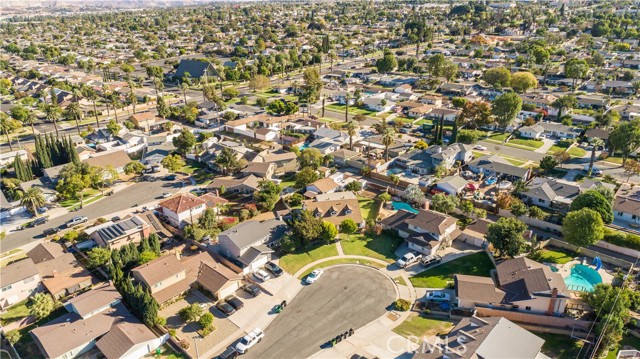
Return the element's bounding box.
[179,160,212,185]
[392,314,455,338]
[486,134,543,150]
[547,145,586,158]
[499,155,526,167]
[0,300,30,326]
[58,189,101,208]
[409,251,494,288]
[326,103,377,116]
[604,156,624,165]
[529,247,577,264]
[298,257,385,278]
[341,232,404,263]
[278,242,338,274]
[535,333,584,359]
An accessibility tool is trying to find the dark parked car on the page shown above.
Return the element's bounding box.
[264,261,283,277]
[218,347,239,359]
[30,217,49,227]
[164,174,177,181]
[242,283,260,297]
[225,296,244,310]
[217,301,236,316]
[43,227,61,236]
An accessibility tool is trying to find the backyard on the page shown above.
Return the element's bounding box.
[357,195,381,222]
[278,242,338,274]
[409,252,494,288]
[604,334,640,359]
[341,232,404,263]
[0,300,30,326]
[535,332,584,359]
[529,246,578,265]
[392,314,455,338]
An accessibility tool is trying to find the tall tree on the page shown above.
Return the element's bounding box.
[43,103,61,136]
[21,187,45,216]
[382,127,396,162]
[562,208,604,248]
[486,217,528,258]
[609,119,640,165]
[492,92,522,130]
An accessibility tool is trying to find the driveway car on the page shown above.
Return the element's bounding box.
[396,253,422,268]
[305,269,324,284]
[254,269,271,282]
[217,301,236,316]
[425,291,450,302]
[65,216,88,228]
[583,165,603,176]
[264,261,283,277]
[225,296,244,310]
[420,254,442,267]
[242,283,261,297]
[161,192,172,198]
[473,145,487,151]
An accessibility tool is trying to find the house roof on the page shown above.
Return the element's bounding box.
[66,283,122,318]
[197,261,242,296]
[405,209,458,235]
[437,175,468,190]
[455,274,505,304]
[584,128,610,140]
[241,162,275,176]
[158,193,206,214]
[519,123,544,134]
[522,178,580,204]
[238,245,274,266]
[496,257,568,302]
[132,254,183,288]
[27,242,65,263]
[0,258,39,286]
[303,194,363,226]
[469,154,530,178]
[462,218,494,238]
[218,219,287,250]
[208,175,261,191]
[94,216,147,244]
[199,193,229,207]
[309,177,339,193]
[85,150,132,169]
[614,184,640,215]
[34,252,82,278]
[96,320,157,359]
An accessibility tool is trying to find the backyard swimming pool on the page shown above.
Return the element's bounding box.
[564,264,602,292]
[392,201,419,214]
[298,143,310,150]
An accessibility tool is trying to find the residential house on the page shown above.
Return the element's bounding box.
[438,82,474,96]
[157,193,207,228]
[30,283,164,359]
[410,316,545,359]
[518,124,545,139]
[19,178,57,203]
[302,192,364,228]
[584,80,633,95]
[457,218,493,247]
[0,149,27,167]
[613,184,640,226]
[468,155,532,181]
[576,95,610,110]
[520,178,581,211]
[331,148,360,167]
[395,144,474,175]
[88,215,151,249]
[584,128,610,142]
[195,261,243,300]
[539,122,581,139]
[129,112,157,131]
[208,174,261,195]
[407,105,433,119]
[381,209,459,255]
[253,150,298,174]
[218,219,288,273]
[455,257,569,315]
[362,94,396,112]
[85,150,132,173]
[173,59,216,80]
[42,163,67,184]
[419,95,444,106]
[306,177,340,196]
[27,242,93,300]
[241,162,276,180]
[0,258,41,309]
[435,175,468,195]
[424,108,459,123]
[394,84,413,94]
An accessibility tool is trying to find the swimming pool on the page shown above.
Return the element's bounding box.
[387,168,403,176]
[298,143,309,150]
[564,264,602,292]
[392,201,419,214]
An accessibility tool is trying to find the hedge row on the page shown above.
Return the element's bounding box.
[603,228,640,251]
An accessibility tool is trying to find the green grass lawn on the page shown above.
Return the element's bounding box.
[604,156,624,165]
[529,247,577,264]
[58,189,101,208]
[278,242,338,274]
[394,276,407,286]
[410,252,494,288]
[0,300,30,326]
[535,333,584,359]
[499,155,526,167]
[357,196,380,221]
[179,160,212,185]
[546,168,569,178]
[392,314,455,338]
[604,334,640,359]
[279,174,297,188]
[0,251,27,267]
[326,103,377,116]
[548,145,586,158]
[341,232,404,263]
[298,257,385,278]
[486,134,543,150]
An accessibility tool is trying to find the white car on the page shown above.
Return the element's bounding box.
[66,216,88,228]
[425,291,451,302]
[583,165,603,176]
[396,253,422,268]
[235,328,264,354]
[305,269,324,284]
[254,269,271,282]
[473,145,487,151]
[161,192,172,198]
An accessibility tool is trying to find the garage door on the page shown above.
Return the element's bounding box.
[218,281,241,299]
[250,255,269,272]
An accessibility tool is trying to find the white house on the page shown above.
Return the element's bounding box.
[518,124,545,139]
[157,193,206,228]
[435,175,468,195]
[362,94,396,112]
[394,84,413,94]
[613,184,640,226]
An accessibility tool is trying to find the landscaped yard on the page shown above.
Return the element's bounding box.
[535,332,584,359]
[529,247,578,264]
[499,155,527,167]
[58,189,102,209]
[179,160,212,185]
[547,145,586,158]
[604,156,624,165]
[0,249,26,268]
[278,242,338,274]
[298,257,385,278]
[326,103,377,116]
[357,196,380,221]
[486,134,544,150]
[279,174,297,189]
[0,300,30,326]
[409,251,494,288]
[392,314,455,338]
[341,232,404,263]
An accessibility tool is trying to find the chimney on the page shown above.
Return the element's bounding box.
[546,287,559,315]
[52,269,58,277]
[423,201,429,211]
[215,189,219,197]
[175,250,181,261]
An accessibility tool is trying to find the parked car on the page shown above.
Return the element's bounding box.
[235,328,264,354]
[225,296,244,310]
[111,216,121,222]
[217,301,236,316]
[264,262,283,277]
[583,165,603,176]
[242,283,261,297]
[164,174,177,181]
[65,216,88,228]
[473,145,487,151]
[420,254,442,267]
[30,216,49,227]
[43,227,61,236]
[305,269,324,284]
[396,253,422,268]
[161,192,172,198]
[425,291,451,302]
[254,269,271,282]
[218,347,239,359]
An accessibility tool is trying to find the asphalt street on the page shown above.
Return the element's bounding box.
[243,266,396,359]
[1,178,183,251]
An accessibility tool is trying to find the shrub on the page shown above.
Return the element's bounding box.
[168,329,177,337]
[199,312,214,330]
[458,129,481,144]
[179,339,190,349]
[5,329,21,345]
[603,228,640,251]
[394,299,411,311]
[156,316,167,326]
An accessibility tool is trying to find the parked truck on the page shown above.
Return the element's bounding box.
[235,328,264,354]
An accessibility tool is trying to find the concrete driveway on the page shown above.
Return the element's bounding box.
[243,265,396,359]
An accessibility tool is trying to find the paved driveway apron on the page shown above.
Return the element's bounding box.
[244,265,396,359]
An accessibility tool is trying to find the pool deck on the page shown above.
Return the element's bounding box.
[555,259,614,286]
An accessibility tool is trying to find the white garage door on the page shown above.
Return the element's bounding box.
[250,255,269,272]
[218,281,241,299]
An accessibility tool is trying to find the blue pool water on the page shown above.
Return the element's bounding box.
[564,264,602,292]
[298,143,309,150]
[387,168,403,176]
[392,201,419,214]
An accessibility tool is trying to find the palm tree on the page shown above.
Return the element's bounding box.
[328,51,337,71]
[109,94,121,123]
[153,77,164,98]
[382,127,396,162]
[0,112,14,151]
[180,82,189,104]
[588,138,604,176]
[82,86,100,129]
[389,174,400,194]
[24,110,37,136]
[345,120,358,150]
[43,103,61,136]
[21,187,45,217]
[66,102,82,135]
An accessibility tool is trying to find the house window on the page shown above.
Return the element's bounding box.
[633,215,637,220]
[525,306,532,311]
[2,285,12,292]
[618,212,624,216]
[330,211,337,216]
[538,199,545,203]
